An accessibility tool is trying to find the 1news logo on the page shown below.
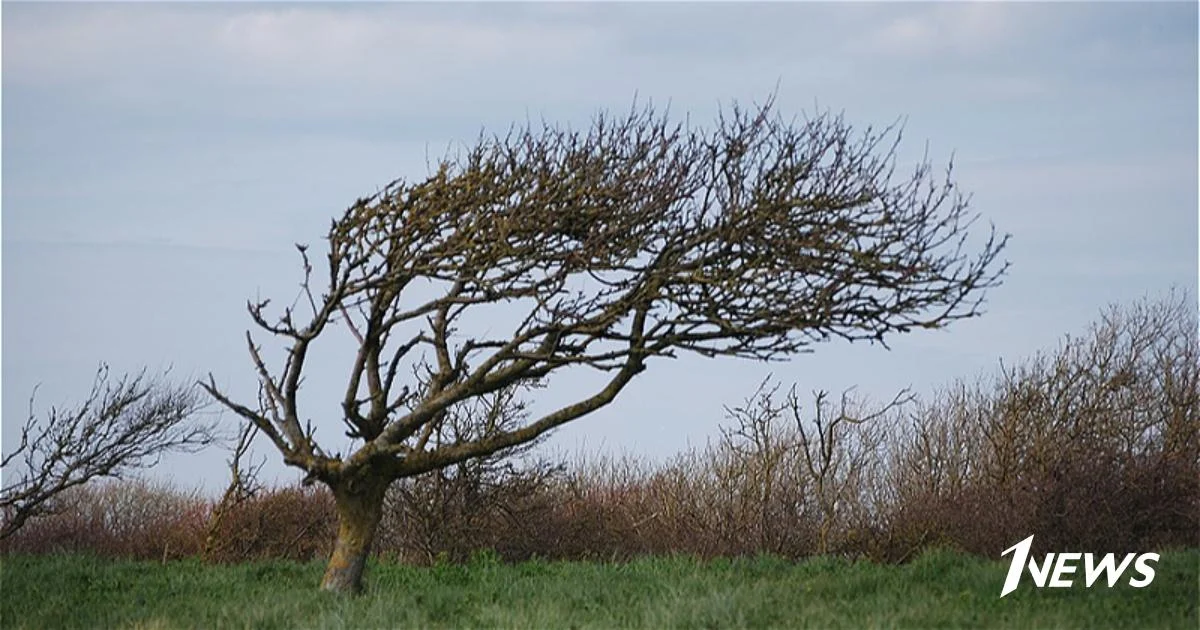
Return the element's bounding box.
[999,535,1159,597]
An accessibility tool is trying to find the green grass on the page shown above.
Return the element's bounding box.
[2,549,1196,629]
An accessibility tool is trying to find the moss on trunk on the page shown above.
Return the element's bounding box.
[319,478,389,594]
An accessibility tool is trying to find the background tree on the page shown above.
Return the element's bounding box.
[202,422,264,563]
[1,365,215,540]
[377,379,564,564]
[202,96,1009,593]
[886,288,1199,557]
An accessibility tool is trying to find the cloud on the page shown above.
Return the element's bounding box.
[212,7,604,86]
[3,5,212,83]
[3,4,630,133]
[4,4,605,90]
[865,3,1020,58]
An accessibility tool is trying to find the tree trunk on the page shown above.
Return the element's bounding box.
[320,478,389,594]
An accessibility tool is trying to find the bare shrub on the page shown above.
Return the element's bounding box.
[709,379,905,558]
[377,456,562,564]
[549,452,676,559]
[1,366,216,539]
[635,450,732,558]
[514,380,905,562]
[202,423,266,563]
[373,383,564,564]
[0,478,208,560]
[5,293,1188,567]
[885,290,1199,558]
[202,485,336,563]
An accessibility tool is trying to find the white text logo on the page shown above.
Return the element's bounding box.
[999,535,1158,597]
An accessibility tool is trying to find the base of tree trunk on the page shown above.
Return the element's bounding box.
[320,546,371,594]
[320,479,388,594]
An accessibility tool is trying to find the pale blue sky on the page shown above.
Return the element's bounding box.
[3,2,1197,491]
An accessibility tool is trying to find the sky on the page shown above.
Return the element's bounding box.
[3,2,1197,493]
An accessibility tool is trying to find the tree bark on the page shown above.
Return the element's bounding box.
[320,477,390,594]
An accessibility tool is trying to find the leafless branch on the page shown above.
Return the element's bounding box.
[1,365,216,539]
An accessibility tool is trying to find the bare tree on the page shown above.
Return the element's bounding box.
[882,289,1198,557]
[202,421,265,563]
[1,365,215,539]
[202,96,1008,593]
[790,387,908,554]
[379,380,563,563]
[719,377,908,556]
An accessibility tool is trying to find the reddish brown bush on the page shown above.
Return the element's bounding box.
[883,291,1199,559]
[375,456,563,564]
[203,485,336,563]
[0,478,208,560]
[4,293,1193,567]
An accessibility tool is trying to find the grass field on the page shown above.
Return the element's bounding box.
[2,549,1196,629]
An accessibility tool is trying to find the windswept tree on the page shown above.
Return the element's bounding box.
[202,97,1008,593]
[1,365,215,540]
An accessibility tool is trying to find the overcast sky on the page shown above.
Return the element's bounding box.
[3,2,1197,492]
